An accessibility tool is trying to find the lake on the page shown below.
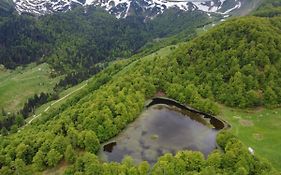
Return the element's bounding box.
[98,97,226,164]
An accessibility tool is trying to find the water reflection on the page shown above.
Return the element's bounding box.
[99,99,226,164]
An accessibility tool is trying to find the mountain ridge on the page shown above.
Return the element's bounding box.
[13,0,244,18]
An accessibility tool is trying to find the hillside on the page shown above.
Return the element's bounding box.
[172,16,281,108]
[1,1,281,174]
[0,63,60,113]
[0,14,281,174]
[0,7,214,136]
[0,7,210,72]
[253,0,281,17]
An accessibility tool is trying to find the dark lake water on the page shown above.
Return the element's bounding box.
[98,98,226,164]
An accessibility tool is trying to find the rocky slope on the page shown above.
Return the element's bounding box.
[13,0,244,18]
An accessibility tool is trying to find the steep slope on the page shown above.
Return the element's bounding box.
[0,7,210,71]
[13,0,243,18]
[171,16,281,108]
[1,15,281,174]
[0,46,276,174]
[253,0,281,17]
[229,0,262,16]
[0,6,211,134]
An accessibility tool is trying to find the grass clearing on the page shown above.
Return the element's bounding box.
[220,105,281,170]
[0,63,61,113]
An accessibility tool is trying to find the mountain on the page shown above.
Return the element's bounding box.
[0,6,210,70]
[13,0,244,18]
[0,0,281,174]
[0,14,279,174]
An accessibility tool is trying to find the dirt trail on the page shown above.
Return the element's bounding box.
[20,83,88,130]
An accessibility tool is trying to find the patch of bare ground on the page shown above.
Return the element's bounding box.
[155,91,166,97]
[239,119,254,127]
[243,107,264,114]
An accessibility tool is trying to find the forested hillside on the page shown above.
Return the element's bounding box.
[0,13,281,173]
[0,7,210,134]
[172,16,281,108]
[0,7,209,72]
[0,1,281,174]
[0,52,276,174]
[253,0,281,17]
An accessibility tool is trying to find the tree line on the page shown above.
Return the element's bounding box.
[0,6,280,175]
[0,92,58,135]
[0,6,209,74]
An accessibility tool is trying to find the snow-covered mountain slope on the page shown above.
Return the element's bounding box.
[13,0,243,18]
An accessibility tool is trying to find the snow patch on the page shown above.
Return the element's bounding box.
[13,0,243,18]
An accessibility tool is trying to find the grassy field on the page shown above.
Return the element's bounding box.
[220,105,281,170]
[0,63,61,113]
[27,80,88,124]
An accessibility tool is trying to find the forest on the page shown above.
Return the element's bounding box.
[0,51,277,174]
[171,16,281,108]
[1,12,281,173]
[0,6,210,72]
[0,6,211,134]
[0,0,281,174]
[253,0,281,17]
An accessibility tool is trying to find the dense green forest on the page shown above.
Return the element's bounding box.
[1,11,281,173]
[0,7,210,134]
[0,6,210,72]
[0,53,276,174]
[171,16,281,108]
[0,1,281,174]
[253,0,281,17]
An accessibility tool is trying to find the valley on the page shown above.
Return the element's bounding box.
[1,0,281,174]
[0,63,60,113]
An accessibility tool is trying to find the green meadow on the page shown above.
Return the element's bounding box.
[0,63,61,113]
[220,105,281,170]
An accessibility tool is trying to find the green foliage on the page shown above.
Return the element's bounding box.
[253,0,281,17]
[1,127,8,136]
[0,9,280,174]
[32,150,46,171]
[82,130,100,154]
[172,16,281,108]
[217,131,236,150]
[1,35,278,172]
[148,9,209,37]
[62,133,275,174]
[13,158,32,175]
[0,7,209,73]
[64,145,76,164]
[47,149,62,167]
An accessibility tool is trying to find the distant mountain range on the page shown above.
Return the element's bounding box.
[12,0,244,18]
